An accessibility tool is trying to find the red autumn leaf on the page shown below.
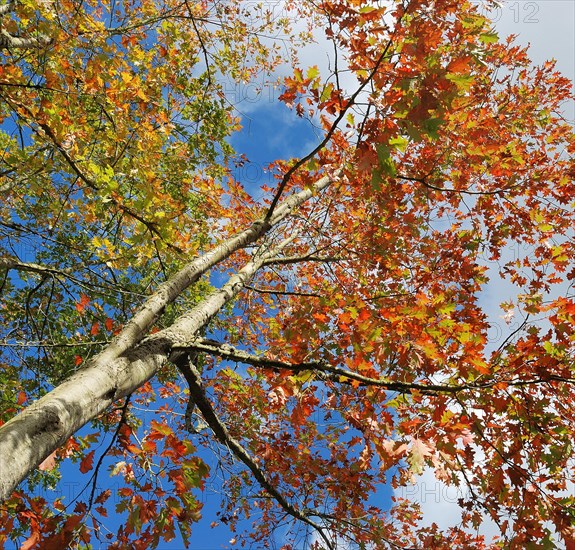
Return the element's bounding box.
[96,505,108,517]
[54,500,66,512]
[79,450,95,474]
[95,489,111,505]
[290,395,318,426]
[90,322,100,336]
[75,294,90,313]
[105,317,114,331]
[562,299,575,316]
[118,487,133,498]
[74,501,87,514]
[20,530,40,550]
[63,514,83,533]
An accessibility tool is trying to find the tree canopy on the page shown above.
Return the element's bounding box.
[1,0,574,548]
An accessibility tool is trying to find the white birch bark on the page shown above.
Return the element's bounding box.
[0,30,52,49]
[0,1,14,16]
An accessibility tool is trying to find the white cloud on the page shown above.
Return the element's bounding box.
[397,466,501,543]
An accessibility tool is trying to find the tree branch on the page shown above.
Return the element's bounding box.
[0,256,73,277]
[0,29,52,49]
[1,64,336,492]
[0,1,15,16]
[174,356,335,550]
[0,340,110,348]
[262,254,342,266]
[86,396,131,510]
[173,352,198,433]
[95,170,338,366]
[174,339,575,394]
[243,284,321,298]
[263,22,399,222]
[396,173,522,196]
[184,0,212,87]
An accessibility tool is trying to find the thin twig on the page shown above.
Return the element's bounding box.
[263,29,399,222]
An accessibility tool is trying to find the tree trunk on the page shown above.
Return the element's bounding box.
[0,173,335,501]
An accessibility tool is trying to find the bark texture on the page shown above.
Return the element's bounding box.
[0,173,335,501]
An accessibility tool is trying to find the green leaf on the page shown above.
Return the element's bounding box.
[376,144,396,176]
[306,65,320,80]
[389,136,409,152]
[446,73,475,90]
[543,340,557,356]
[307,157,319,171]
[479,32,499,44]
[371,168,383,191]
[421,117,444,140]
[320,82,334,103]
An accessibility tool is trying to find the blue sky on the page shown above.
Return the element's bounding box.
[404,1,575,540]
[18,1,575,548]
[23,89,341,550]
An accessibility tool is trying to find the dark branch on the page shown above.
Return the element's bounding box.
[173,352,198,433]
[87,396,132,510]
[243,284,321,298]
[396,173,522,196]
[174,356,335,549]
[262,255,343,266]
[263,30,398,222]
[174,338,575,394]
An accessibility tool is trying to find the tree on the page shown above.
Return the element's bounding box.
[1,0,574,547]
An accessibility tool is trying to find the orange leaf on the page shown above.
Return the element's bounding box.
[20,530,40,550]
[90,322,100,336]
[75,294,90,313]
[79,450,95,474]
[447,55,472,74]
[150,420,173,436]
[126,444,142,455]
[105,317,114,331]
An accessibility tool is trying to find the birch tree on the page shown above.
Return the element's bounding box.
[1,0,575,548]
